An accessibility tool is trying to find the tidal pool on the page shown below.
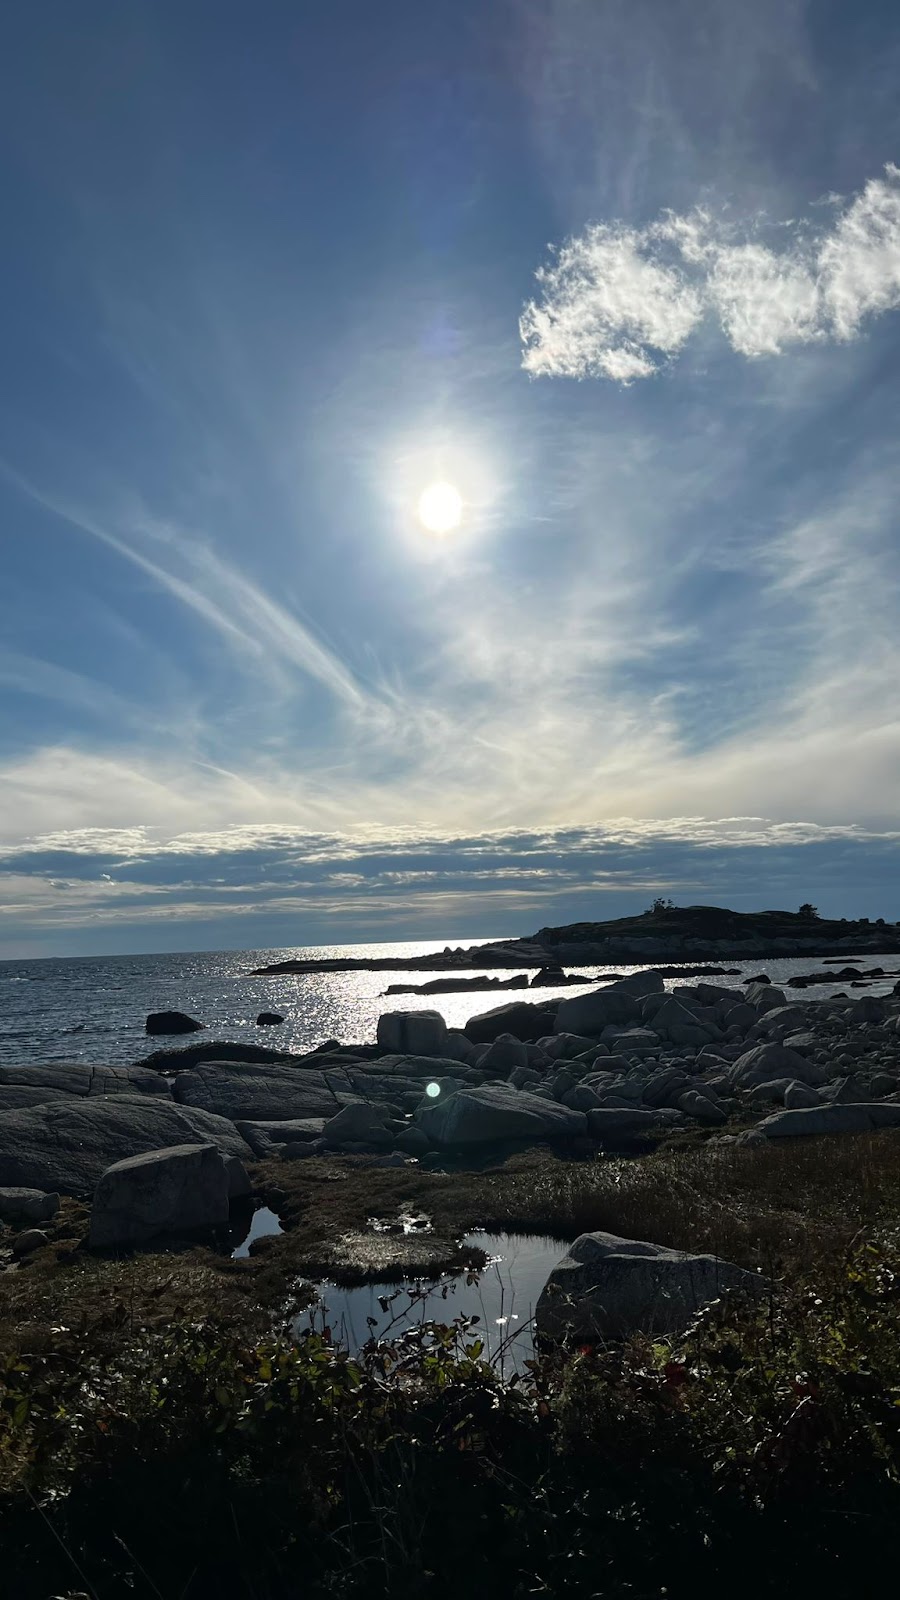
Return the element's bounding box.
[232,1205,284,1258]
[292,1231,567,1373]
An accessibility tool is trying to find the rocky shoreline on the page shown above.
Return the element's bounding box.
[3,966,900,1292]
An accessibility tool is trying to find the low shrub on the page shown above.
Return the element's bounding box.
[3,1235,900,1599]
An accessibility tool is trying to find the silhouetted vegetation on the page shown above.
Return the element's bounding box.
[4,1137,900,1595]
[3,1233,900,1598]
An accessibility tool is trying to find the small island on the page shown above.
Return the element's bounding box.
[252,902,900,977]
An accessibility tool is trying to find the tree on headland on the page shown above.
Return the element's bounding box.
[648,897,675,915]
[798,902,819,919]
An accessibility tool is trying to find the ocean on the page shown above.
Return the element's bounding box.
[1,941,898,1068]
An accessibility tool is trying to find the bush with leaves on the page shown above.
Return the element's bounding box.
[3,1239,900,1597]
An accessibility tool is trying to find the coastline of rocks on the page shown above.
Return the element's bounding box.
[3,966,900,1266]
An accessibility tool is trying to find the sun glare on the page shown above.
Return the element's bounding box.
[417,480,464,535]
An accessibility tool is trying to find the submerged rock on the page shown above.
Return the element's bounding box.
[536,1231,763,1341]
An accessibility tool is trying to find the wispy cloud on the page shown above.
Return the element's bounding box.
[521,164,900,381]
[0,465,368,712]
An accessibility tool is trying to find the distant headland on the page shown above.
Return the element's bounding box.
[252,903,900,976]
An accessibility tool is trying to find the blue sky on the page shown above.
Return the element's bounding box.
[1,0,900,956]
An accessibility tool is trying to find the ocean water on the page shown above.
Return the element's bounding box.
[1,941,898,1068]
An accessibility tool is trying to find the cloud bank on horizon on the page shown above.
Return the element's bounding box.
[521,166,900,381]
[1,0,900,954]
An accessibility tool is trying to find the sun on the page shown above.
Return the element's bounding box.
[416,480,464,535]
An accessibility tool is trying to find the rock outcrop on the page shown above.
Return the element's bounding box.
[536,1231,764,1340]
[89,1143,236,1248]
[0,1096,251,1196]
[416,1083,586,1146]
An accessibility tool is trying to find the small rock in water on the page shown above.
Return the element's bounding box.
[145,1011,204,1036]
[256,1012,285,1026]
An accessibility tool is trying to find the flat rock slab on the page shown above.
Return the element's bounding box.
[536,1231,763,1341]
[0,1063,170,1101]
[0,1095,251,1197]
[416,1083,586,1146]
[235,1118,328,1158]
[89,1143,233,1248]
[174,1063,341,1122]
[136,1041,326,1073]
[758,1103,900,1138]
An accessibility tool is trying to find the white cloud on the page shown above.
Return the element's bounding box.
[522,164,900,381]
[520,227,703,380]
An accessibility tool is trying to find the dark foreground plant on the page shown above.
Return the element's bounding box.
[3,1238,900,1600]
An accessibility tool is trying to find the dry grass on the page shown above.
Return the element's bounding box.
[258,1128,900,1284]
[3,1130,898,1365]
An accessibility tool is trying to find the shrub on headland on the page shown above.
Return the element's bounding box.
[3,1235,900,1599]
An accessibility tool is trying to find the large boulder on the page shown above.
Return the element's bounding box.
[0,1096,251,1196]
[745,983,787,1013]
[536,1231,763,1341]
[784,1081,824,1109]
[376,1011,448,1056]
[173,1063,341,1122]
[554,988,639,1036]
[322,1103,393,1147]
[608,970,666,998]
[731,1043,827,1089]
[757,1104,900,1139]
[479,1033,530,1073]
[89,1144,233,1249]
[649,997,715,1046]
[415,1084,585,1146]
[0,1187,60,1227]
[145,1011,204,1035]
[464,1002,557,1044]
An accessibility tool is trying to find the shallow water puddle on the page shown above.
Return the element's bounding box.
[368,1211,433,1235]
[292,1231,565,1373]
[232,1205,284,1258]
